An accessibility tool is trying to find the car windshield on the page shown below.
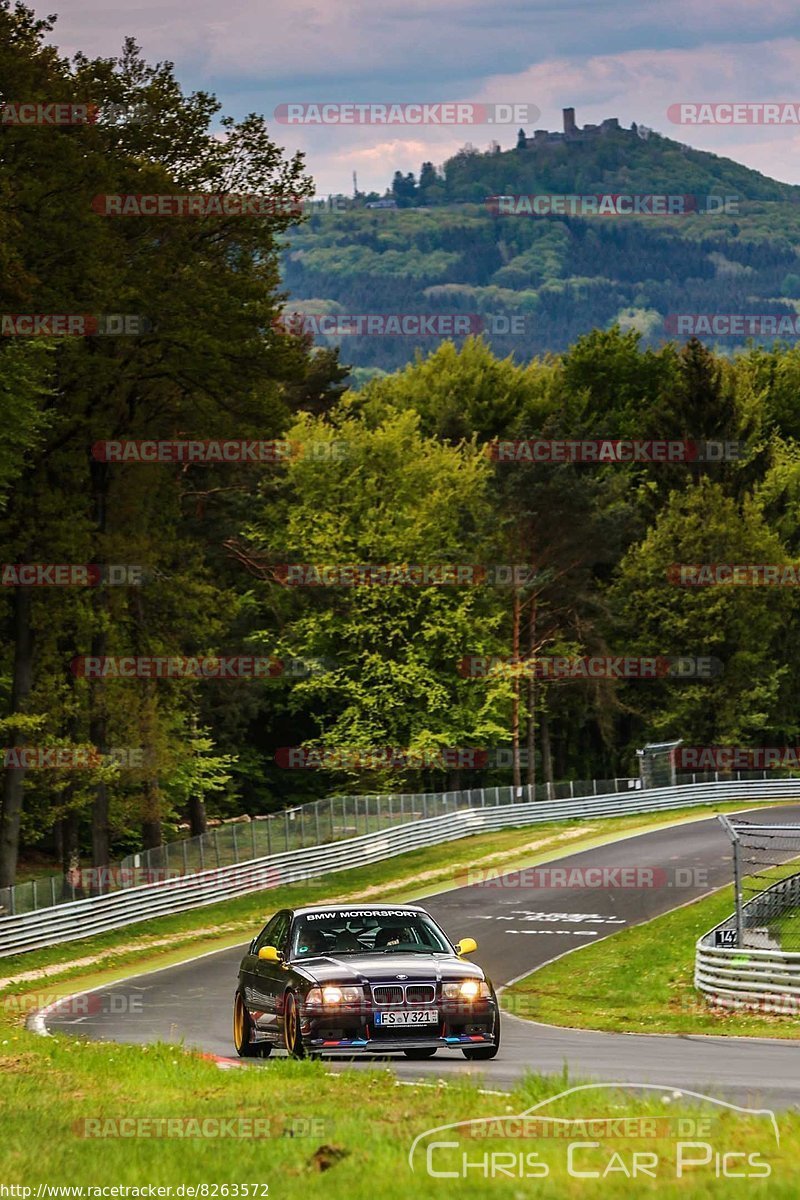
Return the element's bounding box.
[290,911,452,958]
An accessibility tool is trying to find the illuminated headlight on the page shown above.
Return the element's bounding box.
[306,985,362,1006]
[442,980,490,1000]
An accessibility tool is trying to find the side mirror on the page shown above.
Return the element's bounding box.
[258,945,283,963]
[455,937,477,956]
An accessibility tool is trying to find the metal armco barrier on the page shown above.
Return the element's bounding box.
[696,867,800,1012]
[2,776,799,958]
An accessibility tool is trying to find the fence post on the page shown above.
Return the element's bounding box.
[214,831,221,869]
[183,839,189,876]
[285,811,290,853]
[315,802,321,844]
[569,781,574,799]
[32,878,37,911]
[199,837,205,871]
[50,875,56,906]
[251,819,257,859]
[365,797,371,835]
[423,793,428,820]
[232,824,238,863]
[266,817,272,857]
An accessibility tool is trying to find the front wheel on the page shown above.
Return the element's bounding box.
[233,991,260,1058]
[403,1048,437,1059]
[462,1019,500,1061]
[283,992,307,1059]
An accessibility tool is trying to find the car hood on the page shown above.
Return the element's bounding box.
[291,954,486,985]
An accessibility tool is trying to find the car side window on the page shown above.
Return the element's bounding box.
[254,913,282,953]
[270,912,291,955]
[255,910,291,956]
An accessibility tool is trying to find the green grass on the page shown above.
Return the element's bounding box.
[502,884,800,1038]
[0,1035,796,1197]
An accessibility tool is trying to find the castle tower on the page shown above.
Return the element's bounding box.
[563,107,577,136]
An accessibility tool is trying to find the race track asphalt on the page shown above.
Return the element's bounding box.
[42,804,800,1108]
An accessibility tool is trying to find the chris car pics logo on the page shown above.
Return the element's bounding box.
[408,1084,778,1180]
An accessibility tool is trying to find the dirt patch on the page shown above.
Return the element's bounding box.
[327,825,592,902]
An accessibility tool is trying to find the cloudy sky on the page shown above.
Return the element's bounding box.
[46,0,800,195]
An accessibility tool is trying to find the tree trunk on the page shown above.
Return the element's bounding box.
[89,456,110,873]
[526,595,537,789]
[188,793,207,837]
[0,586,35,888]
[511,587,521,790]
[540,709,554,786]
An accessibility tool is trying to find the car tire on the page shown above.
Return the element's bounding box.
[403,1048,438,1059]
[283,991,307,1059]
[233,991,260,1058]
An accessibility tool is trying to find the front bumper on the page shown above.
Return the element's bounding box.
[300,998,498,1053]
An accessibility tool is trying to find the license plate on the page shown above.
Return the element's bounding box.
[375,1009,439,1026]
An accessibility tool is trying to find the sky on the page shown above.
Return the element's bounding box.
[44,0,800,196]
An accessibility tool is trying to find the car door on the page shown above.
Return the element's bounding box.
[250,909,291,1042]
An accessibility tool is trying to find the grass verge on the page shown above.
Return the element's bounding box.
[502,883,800,1038]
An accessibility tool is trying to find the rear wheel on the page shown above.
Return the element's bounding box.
[403,1048,438,1059]
[233,991,260,1058]
[283,992,307,1059]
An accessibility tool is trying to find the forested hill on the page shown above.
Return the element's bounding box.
[425,124,800,205]
[282,130,800,378]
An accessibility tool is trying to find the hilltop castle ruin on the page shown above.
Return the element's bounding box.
[517,107,641,149]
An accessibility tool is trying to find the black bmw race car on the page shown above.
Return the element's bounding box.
[233,902,500,1060]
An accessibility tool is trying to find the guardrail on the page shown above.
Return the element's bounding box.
[1,776,641,917]
[3,775,799,959]
[696,868,800,1012]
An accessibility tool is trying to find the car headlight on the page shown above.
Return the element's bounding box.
[442,979,490,1000]
[305,985,363,1006]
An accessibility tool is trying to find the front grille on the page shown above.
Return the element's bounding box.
[406,984,435,1005]
[372,983,435,1006]
[372,985,404,1006]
